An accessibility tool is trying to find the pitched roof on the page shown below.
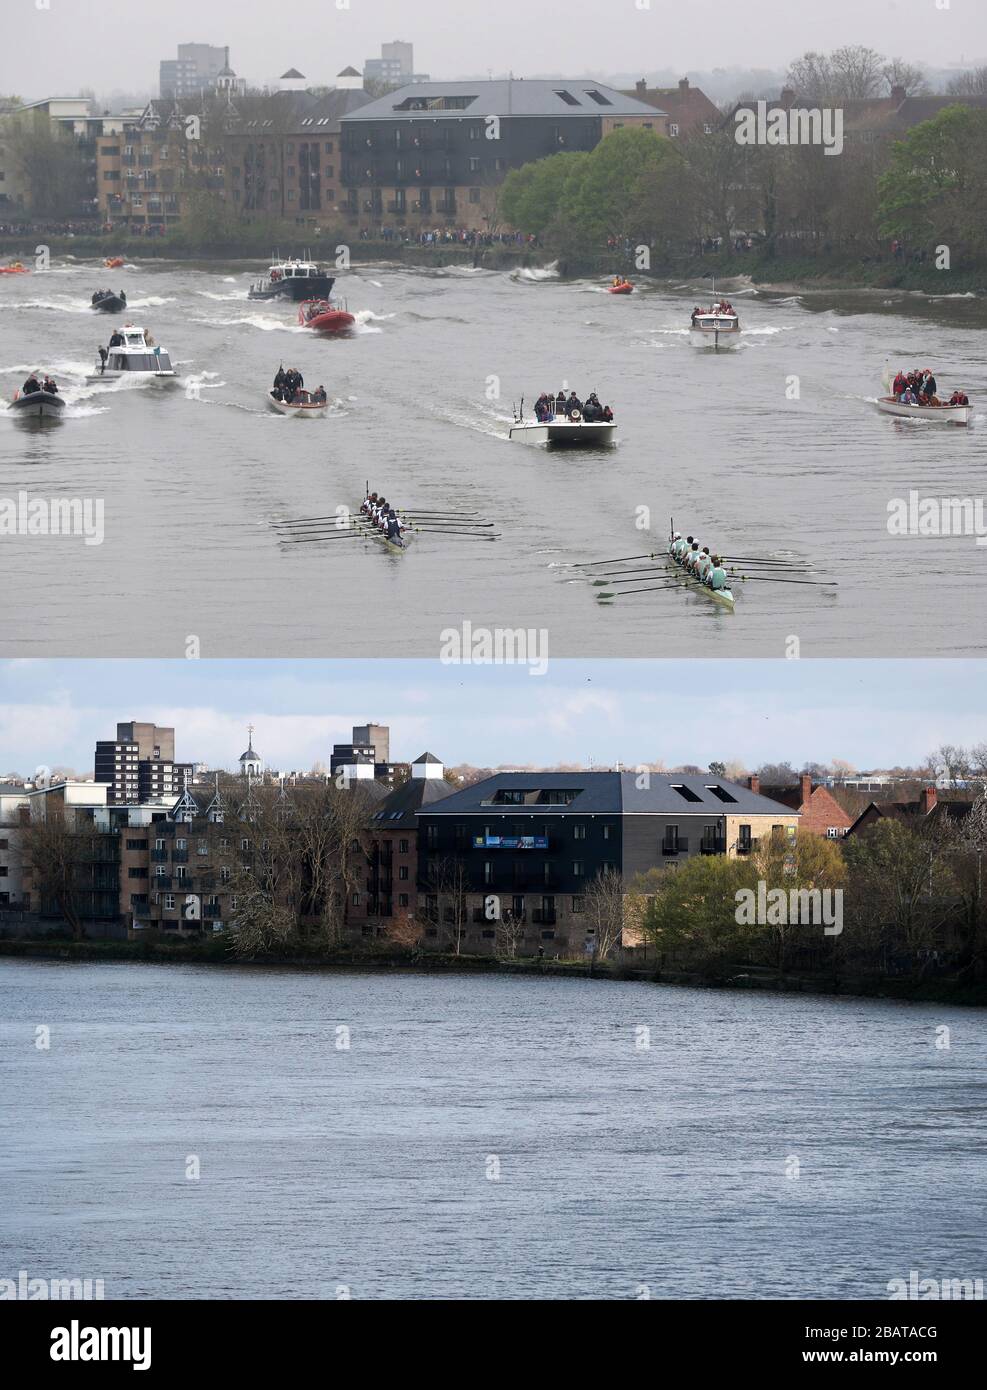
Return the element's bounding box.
[413,751,442,764]
[371,774,457,829]
[281,68,305,79]
[342,79,666,122]
[417,771,799,817]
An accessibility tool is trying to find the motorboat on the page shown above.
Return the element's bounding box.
[248,257,338,302]
[85,325,178,381]
[91,289,127,313]
[267,391,328,418]
[608,279,634,294]
[104,256,125,269]
[297,297,355,333]
[0,261,30,275]
[690,302,741,349]
[8,388,65,420]
[509,402,616,446]
[875,396,971,425]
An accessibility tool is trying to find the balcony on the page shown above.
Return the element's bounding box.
[172,850,188,864]
[700,838,728,856]
[151,849,168,863]
[662,837,689,856]
[532,909,556,925]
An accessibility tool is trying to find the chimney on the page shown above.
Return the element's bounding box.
[891,84,906,105]
[679,77,690,93]
[800,773,812,805]
[920,786,937,815]
[780,86,795,107]
[749,774,760,795]
[636,79,647,95]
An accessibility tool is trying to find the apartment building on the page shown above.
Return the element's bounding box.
[338,79,667,229]
[94,722,193,805]
[415,771,799,955]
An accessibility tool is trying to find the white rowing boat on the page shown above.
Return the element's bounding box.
[267,393,328,417]
[666,543,735,608]
[874,396,971,425]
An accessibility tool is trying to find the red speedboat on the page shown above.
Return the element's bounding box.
[608,279,634,294]
[298,297,355,333]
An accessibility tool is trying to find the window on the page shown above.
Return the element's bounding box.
[398,866,409,881]
[175,866,187,880]
[155,838,166,850]
[484,861,493,885]
[584,89,613,106]
[398,839,409,854]
[220,867,231,883]
[398,894,409,908]
[738,825,752,852]
[602,824,613,840]
[671,784,703,803]
[218,838,229,850]
[352,893,360,905]
[573,824,586,840]
[325,141,334,152]
[240,839,250,851]
[669,123,680,137]
[468,156,480,172]
[155,865,167,878]
[573,860,584,877]
[127,867,148,879]
[571,896,584,913]
[706,785,738,804]
[554,90,580,106]
[164,894,175,910]
[176,838,187,850]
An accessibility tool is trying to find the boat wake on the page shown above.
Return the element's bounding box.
[351,309,395,334]
[126,295,175,308]
[190,312,303,333]
[511,260,560,282]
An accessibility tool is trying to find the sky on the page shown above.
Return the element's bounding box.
[0,659,983,776]
[4,0,985,103]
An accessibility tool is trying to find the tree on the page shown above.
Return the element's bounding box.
[22,809,99,940]
[559,126,680,250]
[842,819,957,970]
[756,762,797,785]
[878,106,987,256]
[423,855,470,955]
[499,150,589,237]
[2,111,88,218]
[946,67,987,96]
[708,761,727,778]
[881,59,929,97]
[582,867,626,962]
[787,45,885,103]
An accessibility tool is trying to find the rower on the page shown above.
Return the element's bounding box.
[685,542,702,573]
[695,547,713,581]
[706,555,729,591]
[385,509,404,544]
[672,533,692,562]
[362,492,378,516]
[668,529,682,557]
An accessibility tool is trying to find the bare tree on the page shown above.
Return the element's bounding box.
[21,809,102,940]
[424,855,470,955]
[495,907,525,959]
[881,59,929,97]
[583,868,626,962]
[947,67,987,96]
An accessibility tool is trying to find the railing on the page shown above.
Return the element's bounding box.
[662,837,689,856]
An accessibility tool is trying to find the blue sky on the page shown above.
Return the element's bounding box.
[0,659,983,776]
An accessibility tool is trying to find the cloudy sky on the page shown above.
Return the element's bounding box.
[5,0,985,101]
[0,659,983,776]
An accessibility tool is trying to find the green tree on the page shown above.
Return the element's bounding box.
[499,149,589,237]
[878,105,987,255]
[2,111,88,218]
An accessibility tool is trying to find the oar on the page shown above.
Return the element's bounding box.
[736,576,837,586]
[549,552,660,569]
[279,532,366,545]
[406,519,496,529]
[597,583,701,598]
[409,527,501,539]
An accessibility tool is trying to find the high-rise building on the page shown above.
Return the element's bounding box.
[160,44,230,99]
[95,722,192,804]
[363,41,428,88]
[330,723,398,782]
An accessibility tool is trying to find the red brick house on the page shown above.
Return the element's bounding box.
[749,773,853,839]
[846,786,976,837]
[625,77,720,138]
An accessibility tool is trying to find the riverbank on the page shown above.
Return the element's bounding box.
[2,235,983,293]
[2,938,983,1006]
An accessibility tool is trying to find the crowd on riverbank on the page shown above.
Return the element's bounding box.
[359,226,539,247]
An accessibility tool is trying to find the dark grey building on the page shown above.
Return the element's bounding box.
[338,79,668,226]
[415,771,799,953]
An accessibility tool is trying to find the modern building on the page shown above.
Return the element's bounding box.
[94,722,192,805]
[748,773,853,839]
[329,723,400,783]
[160,44,230,100]
[363,42,428,89]
[626,77,720,138]
[415,770,799,954]
[338,79,668,228]
[6,99,130,217]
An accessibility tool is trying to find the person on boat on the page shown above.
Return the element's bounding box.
[685,541,702,573]
[949,390,970,407]
[602,404,614,422]
[582,394,599,422]
[119,290,126,304]
[668,530,682,557]
[384,509,405,545]
[534,393,551,422]
[311,385,327,405]
[41,375,58,395]
[565,391,583,418]
[899,386,919,405]
[672,533,691,562]
[892,370,908,398]
[706,556,729,591]
[273,366,287,390]
[22,372,41,395]
[923,370,937,399]
[362,493,378,516]
[108,329,124,348]
[695,547,713,582]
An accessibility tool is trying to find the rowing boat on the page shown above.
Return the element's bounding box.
[874,396,971,425]
[356,502,411,553]
[665,542,735,608]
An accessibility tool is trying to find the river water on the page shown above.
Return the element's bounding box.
[1,958,984,1300]
[1,257,986,658]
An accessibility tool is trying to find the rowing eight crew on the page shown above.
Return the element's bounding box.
[361,492,406,545]
[668,532,730,591]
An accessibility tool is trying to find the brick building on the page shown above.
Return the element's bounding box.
[625,77,720,138]
[749,773,853,839]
